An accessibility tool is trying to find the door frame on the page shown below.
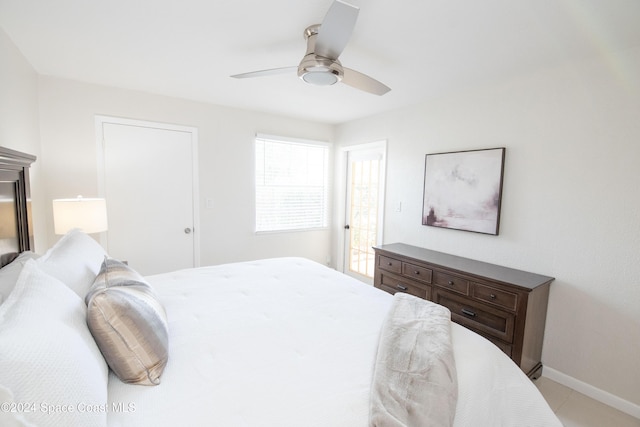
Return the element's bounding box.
[336,140,386,282]
[95,115,200,268]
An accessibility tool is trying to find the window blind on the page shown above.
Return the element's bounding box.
[255,136,329,232]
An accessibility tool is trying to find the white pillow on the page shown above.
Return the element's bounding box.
[36,229,107,298]
[0,259,108,427]
[0,252,39,305]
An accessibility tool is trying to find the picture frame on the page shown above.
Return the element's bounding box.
[422,147,505,235]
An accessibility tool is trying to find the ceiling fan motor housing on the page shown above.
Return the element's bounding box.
[297,24,344,86]
[298,55,343,86]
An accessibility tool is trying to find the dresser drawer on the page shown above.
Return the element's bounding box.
[378,273,429,299]
[472,282,518,311]
[401,262,432,284]
[378,255,402,274]
[434,290,515,343]
[433,271,469,295]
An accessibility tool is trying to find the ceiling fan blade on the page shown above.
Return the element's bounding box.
[315,0,359,60]
[342,67,391,96]
[231,66,297,79]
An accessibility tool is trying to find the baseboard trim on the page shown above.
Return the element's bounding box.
[543,367,640,419]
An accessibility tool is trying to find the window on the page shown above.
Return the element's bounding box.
[255,135,330,232]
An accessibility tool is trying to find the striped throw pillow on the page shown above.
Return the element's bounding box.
[85,257,169,386]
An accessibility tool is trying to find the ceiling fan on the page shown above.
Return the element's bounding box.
[231,0,390,96]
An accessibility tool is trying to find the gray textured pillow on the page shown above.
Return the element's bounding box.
[85,257,169,386]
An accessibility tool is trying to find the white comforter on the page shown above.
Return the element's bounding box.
[106,257,561,427]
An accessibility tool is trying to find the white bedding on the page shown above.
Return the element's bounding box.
[106,257,561,427]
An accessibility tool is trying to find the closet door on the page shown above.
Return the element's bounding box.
[99,118,199,275]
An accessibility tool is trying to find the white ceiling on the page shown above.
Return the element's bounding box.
[1,0,639,124]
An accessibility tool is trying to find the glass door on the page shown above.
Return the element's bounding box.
[343,143,385,281]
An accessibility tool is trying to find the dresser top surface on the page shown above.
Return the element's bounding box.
[374,243,554,290]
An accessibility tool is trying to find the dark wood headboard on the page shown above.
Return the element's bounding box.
[0,147,36,268]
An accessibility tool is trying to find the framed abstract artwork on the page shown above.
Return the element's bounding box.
[422,147,505,235]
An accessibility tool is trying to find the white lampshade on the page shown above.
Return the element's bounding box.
[53,196,108,235]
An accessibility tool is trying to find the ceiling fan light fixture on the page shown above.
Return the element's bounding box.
[297,55,344,86]
[300,67,341,86]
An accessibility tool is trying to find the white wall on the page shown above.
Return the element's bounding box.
[36,77,334,266]
[335,46,640,411]
[0,29,46,251]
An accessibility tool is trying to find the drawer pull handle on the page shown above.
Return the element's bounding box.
[414,270,420,275]
[388,262,393,266]
[447,280,455,286]
[490,294,497,299]
[396,285,408,291]
[461,308,476,317]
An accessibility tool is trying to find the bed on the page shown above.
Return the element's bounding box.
[0,147,562,427]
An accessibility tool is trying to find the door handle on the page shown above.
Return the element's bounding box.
[184,228,192,234]
[344,224,350,230]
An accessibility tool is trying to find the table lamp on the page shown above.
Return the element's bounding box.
[52,196,108,235]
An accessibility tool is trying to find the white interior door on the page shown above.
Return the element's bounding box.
[343,143,386,282]
[98,118,198,275]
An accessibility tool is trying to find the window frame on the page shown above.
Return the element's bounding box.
[254,133,331,234]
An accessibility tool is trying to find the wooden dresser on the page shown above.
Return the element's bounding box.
[373,243,554,378]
